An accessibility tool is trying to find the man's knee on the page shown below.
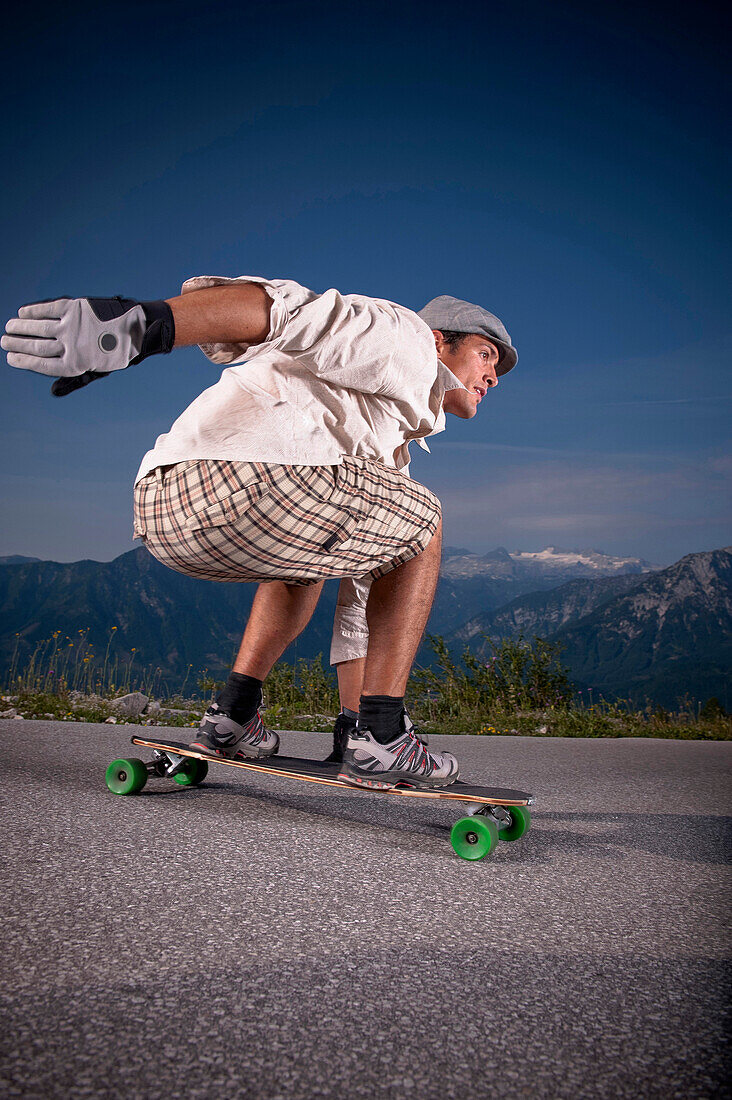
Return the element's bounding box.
[282,579,325,612]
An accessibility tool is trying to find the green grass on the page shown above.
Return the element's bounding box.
[2,631,730,740]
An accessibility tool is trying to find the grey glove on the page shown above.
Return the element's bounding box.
[2,296,175,396]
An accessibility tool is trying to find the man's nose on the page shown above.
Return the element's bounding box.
[485,372,498,388]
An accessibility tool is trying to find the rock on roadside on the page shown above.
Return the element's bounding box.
[109,692,150,718]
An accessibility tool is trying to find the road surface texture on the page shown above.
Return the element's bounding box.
[1,719,730,1099]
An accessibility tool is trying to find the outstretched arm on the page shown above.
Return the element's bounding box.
[2,282,272,396]
[166,283,271,348]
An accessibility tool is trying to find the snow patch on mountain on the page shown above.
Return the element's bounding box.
[441,545,659,581]
[509,546,659,575]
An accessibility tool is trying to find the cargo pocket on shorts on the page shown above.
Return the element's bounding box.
[183,482,270,532]
[321,511,360,552]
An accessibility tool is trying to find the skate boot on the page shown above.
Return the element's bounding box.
[189,699,279,760]
[339,714,458,790]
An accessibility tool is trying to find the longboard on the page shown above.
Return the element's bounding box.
[105,736,536,861]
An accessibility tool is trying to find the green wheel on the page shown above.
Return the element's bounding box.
[499,805,531,842]
[173,757,209,786]
[450,815,498,861]
[105,758,148,796]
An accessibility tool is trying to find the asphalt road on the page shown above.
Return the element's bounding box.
[1,719,730,1099]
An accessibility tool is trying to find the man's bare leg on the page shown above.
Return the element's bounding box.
[227,517,439,705]
[232,509,441,694]
[232,580,325,679]
[235,523,441,699]
[361,518,442,696]
[339,520,458,785]
[194,519,449,778]
[335,657,367,713]
[191,579,325,759]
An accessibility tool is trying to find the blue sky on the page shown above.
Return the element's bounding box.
[2,0,729,565]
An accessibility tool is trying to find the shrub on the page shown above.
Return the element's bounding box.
[408,633,573,722]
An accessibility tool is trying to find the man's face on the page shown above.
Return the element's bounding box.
[434,332,500,419]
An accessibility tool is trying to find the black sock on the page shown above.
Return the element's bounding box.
[358,694,404,744]
[341,706,358,721]
[215,672,263,724]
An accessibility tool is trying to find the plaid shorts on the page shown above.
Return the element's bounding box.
[133,456,441,586]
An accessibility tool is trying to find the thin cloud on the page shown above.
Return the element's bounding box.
[432,454,732,561]
[596,396,732,407]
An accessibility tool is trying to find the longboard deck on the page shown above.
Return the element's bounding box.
[130,736,534,806]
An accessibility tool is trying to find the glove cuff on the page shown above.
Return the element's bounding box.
[133,300,176,362]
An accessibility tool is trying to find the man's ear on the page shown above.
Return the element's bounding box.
[432,329,445,355]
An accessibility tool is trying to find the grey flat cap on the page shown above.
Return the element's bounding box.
[417,295,517,375]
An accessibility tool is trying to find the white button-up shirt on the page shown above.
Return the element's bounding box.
[135,275,468,483]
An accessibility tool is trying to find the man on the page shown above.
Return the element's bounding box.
[3,276,517,788]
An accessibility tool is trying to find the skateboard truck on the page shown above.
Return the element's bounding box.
[148,748,188,779]
[463,801,518,825]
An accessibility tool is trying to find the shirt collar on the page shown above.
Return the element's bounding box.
[437,359,471,393]
[413,360,470,454]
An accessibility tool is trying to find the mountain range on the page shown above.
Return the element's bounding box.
[449,548,731,709]
[1,545,729,709]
